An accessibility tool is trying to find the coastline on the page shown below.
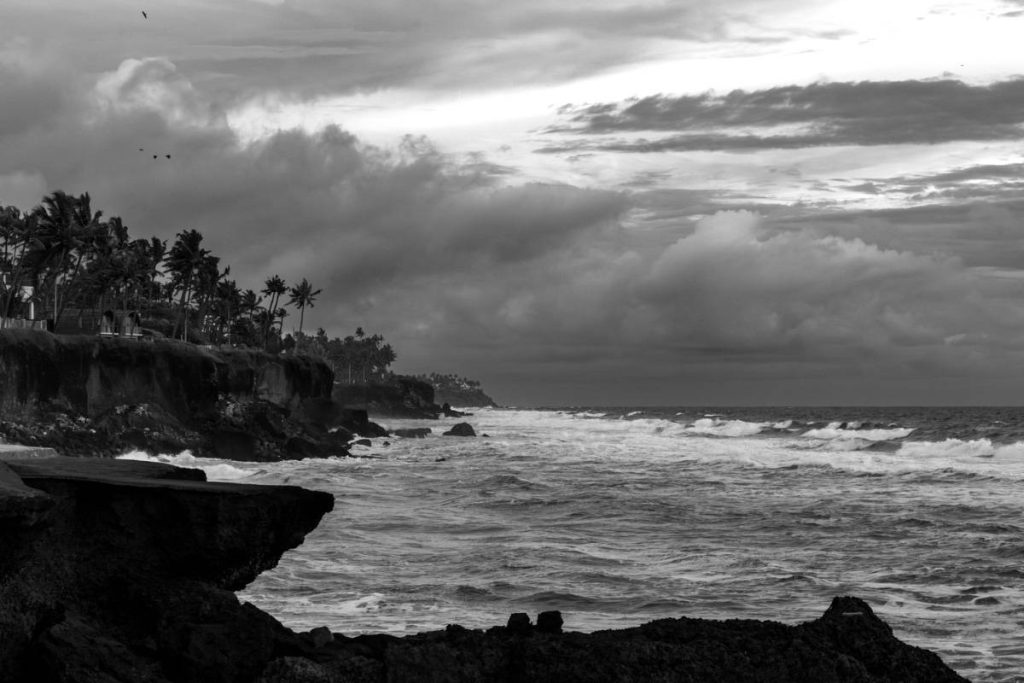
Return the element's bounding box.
[0,336,971,681]
[0,451,967,681]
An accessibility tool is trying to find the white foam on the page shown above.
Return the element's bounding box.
[334,592,387,616]
[117,450,256,481]
[897,438,1024,460]
[685,418,765,438]
[802,426,914,441]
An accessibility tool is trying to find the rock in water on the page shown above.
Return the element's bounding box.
[443,422,476,437]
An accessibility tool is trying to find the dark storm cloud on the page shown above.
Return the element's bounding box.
[3,0,822,106]
[0,57,631,338]
[780,197,1024,270]
[0,62,73,140]
[545,79,1024,152]
[7,44,1024,404]
[832,162,1024,208]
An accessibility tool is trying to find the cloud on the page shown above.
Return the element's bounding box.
[545,78,1024,152]
[3,0,824,108]
[7,33,1024,404]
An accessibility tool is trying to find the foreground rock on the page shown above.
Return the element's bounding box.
[0,454,333,683]
[269,597,967,682]
[0,455,966,682]
[0,329,375,460]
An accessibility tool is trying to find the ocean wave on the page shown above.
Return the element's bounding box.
[802,422,915,442]
[117,450,257,481]
[684,418,766,438]
[897,438,1024,460]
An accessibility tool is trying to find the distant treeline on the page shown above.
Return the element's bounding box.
[414,373,483,392]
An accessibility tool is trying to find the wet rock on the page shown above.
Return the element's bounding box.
[442,403,471,418]
[443,423,476,437]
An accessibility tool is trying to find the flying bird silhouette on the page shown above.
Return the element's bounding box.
[153,155,158,159]
[165,154,171,159]
[141,10,148,19]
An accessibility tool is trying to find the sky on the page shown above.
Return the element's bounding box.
[4,0,1024,406]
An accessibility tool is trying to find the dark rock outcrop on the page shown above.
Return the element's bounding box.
[441,403,471,418]
[443,422,476,437]
[433,386,498,408]
[254,598,966,682]
[0,454,967,682]
[0,330,353,460]
[0,454,333,683]
[333,376,441,419]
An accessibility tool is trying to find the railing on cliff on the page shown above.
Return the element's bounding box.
[0,317,48,331]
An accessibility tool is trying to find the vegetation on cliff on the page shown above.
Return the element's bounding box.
[0,192,397,380]
[415,372,498,407]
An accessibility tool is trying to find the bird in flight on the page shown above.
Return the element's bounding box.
[165,154,171,159]
[141,10,148,19]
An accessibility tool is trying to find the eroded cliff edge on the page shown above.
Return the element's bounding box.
[0,455,335,683]
[0,329,364,460]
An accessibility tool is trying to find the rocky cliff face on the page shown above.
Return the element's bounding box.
[0,330,351,460]
[332,376,441,419]
[433,386,498,408]
[0,329,332,421]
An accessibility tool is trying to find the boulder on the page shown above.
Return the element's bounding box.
[443,422,476,437]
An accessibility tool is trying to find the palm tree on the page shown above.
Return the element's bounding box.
[0,206,38,320]
[260,275,287,347]
[28,191,104,326]
[142,237,166,311]
[165,229,209,340]
[287,278,321,345]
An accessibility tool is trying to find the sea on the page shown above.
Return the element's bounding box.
[122,406,1024,682]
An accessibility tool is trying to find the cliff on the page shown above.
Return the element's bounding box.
[0,453,967,682]
[415,374,498,408]
[0,329,355,460]
[432,386,498,408]
[333,376,441,419]
[0,454,334,683]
